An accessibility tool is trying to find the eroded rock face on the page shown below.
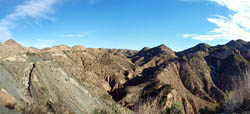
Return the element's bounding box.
[0,43,121,114]
[0,40,250,114]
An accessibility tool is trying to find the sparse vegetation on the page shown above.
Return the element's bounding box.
[199,103,223,114]
[133,99,161,114]
[21,102,47,114]
[133,100,183,114]
[165,103,182,114]
[20,100,76,114]
[199,106,216,114]
[3,39,250,114]
[135,103,161,114]
[92,108,110,114]
[223,75,250,113]
[198,72,250,113]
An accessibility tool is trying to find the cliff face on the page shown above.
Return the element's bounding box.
[0,39,250,114]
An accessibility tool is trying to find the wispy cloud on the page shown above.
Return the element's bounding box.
[0,0,57,41]
[63,32,89,38]
[184,0,250,41]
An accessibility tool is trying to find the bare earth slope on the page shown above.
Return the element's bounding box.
[0,39,250,114]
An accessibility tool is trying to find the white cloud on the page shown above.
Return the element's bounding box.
[184,0,250,41]
[0,0,57,41]
[63,32,89,38]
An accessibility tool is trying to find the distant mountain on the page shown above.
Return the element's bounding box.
[0,39,250,114]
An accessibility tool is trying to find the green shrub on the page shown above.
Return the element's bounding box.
[165,103,182,114]
[92,109,99,114]
[199,106,216,114]
[224,90,230,101]
[199,103,224,114]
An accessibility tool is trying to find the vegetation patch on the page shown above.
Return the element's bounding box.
[165,103,182,114]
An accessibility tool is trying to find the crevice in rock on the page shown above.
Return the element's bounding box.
[181,98,188,114]
[104,76,117,91]
[104,75,127,101]
[108,87,127,101]
[28,63,36,97]
[188,98,198,114]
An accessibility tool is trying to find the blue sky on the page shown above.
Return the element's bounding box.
[0,0,249,51]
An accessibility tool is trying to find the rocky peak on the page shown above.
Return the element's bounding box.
[226,40,250,51]
[196,43,210,48]
[72,45,86,50]
[141,47,150,52]
[135,44,173,57]
[142,44,174,56]
[49,45,71,51]
[159,44,167,48]
[228,39,248,45]
[192,43,210,52]
[132,44,176,66]
[4,39,23,47]
[177,43,210,56]
[153,44,173,52]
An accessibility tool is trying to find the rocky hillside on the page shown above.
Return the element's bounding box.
[0,39,250,114]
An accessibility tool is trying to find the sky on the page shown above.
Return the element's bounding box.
[0,0,250,51]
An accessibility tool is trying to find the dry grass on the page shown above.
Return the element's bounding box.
[21,102,47,114]
[224,72,250,113]
[134,100,161,114]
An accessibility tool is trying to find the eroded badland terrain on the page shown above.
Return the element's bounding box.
[1,39,250,114]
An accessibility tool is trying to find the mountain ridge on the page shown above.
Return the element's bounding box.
[0,39,250,114]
